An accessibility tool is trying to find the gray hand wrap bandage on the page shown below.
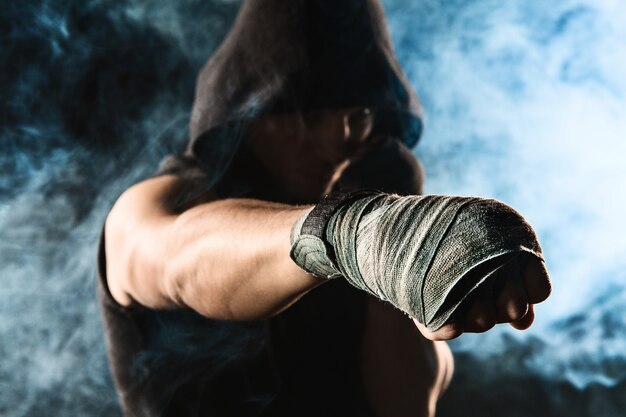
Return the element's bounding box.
[290,192,544,331]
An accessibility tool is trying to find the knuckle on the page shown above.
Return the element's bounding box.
[474,312,496,332]
[508,299,529,321]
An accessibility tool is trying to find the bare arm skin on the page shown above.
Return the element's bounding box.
[105,136,550,340]
[104,174,322,321]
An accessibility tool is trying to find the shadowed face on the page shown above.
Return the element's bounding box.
[244,108,380,201]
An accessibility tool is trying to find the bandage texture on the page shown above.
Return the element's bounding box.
[291,193,544,331]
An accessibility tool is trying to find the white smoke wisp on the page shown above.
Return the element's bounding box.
[386,0,626,389]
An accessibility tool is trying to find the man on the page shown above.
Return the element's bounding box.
[99,1,551,416]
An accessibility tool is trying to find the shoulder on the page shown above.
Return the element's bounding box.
[104,175,218,307]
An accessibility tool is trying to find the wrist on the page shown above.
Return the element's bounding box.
[289,189,381,279]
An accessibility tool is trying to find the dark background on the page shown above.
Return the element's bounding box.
[2,0,626,416]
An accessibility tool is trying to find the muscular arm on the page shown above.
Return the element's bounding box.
[104,137,421,322]
[104,175,321,321]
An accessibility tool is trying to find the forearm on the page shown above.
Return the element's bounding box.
[105,176,320,320]
[165,198,320,320]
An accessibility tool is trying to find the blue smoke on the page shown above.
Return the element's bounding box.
[0,1,240,415]
[1,0,625,416]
